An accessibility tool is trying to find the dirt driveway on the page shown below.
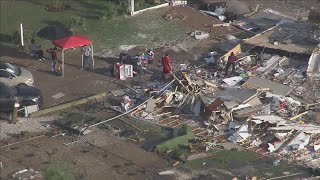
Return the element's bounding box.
[0,46,124,108]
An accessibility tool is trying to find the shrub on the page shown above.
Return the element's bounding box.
[47,0,65,11]
[12,30,20,47]
[134,0,156,10]
[20,131,30,139]
[12,28,35,47]
[104,2,120,17]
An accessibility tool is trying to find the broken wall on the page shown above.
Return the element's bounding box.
[307,48,320,79]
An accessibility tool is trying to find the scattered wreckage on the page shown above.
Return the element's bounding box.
[109,40,320,169]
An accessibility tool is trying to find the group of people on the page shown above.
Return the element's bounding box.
[30,39,93,76]
[30,39,59,75]
[30,38,237,78]
[123,50,172,78]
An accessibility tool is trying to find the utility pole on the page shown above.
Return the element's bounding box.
[129,0,134,16]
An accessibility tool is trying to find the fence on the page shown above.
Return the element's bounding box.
[130,0,187,16]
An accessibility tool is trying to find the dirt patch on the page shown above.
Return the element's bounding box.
[0,129,168,180]
[163,6,224,32]
[37,26,73,41]
[163,13,186,21]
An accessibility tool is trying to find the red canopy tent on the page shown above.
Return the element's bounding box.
[52,35,94,77]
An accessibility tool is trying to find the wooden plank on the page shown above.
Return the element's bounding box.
[164,119,183,126]
[193,128,205,134]
[172,121,187,128]
[155,115,179,123]
[158,118,180,125]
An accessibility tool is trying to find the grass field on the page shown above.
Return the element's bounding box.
[188,150,309,179]
[0,0,186,54]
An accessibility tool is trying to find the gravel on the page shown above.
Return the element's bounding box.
[0,115,59,140]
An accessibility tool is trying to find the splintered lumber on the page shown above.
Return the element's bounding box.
[212,23,230,27]
[290,111,309,121]
[203,80,218,88]
[193,128,206,134]
[204,23,230,27]
[243,4,260,17]
[172,161,180,167]
[0,135,45,149]
[266,173,303,180]
[165,119,183,126]
[172,122,187,128]
[156,116,179,124]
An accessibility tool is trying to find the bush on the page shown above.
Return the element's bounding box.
[12,31,20,47]
[20,131,30,139]
[134,0,157,10]
[12,28,35,47]
[105,2,120,17]
[102,0,131,19]
[43,162,76,180]
[47,0,65,11]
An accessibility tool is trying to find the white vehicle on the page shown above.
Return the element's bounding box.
[0,62,34,87]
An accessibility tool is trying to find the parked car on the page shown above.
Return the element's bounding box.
[0,82,43,113]
[0,62,34,86]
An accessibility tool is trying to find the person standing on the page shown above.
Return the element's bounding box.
[48,47,58,75]
[162,53,172,77]
[82,45,91,70]
[147,50,154,64]
[225,52,237,76]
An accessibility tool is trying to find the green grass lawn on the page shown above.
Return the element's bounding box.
[188,150,309,179]
[0,0,186,54]
[189,150,257,170]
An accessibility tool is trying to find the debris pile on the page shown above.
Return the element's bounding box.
[111,41,320,169]
[11,168,41,179]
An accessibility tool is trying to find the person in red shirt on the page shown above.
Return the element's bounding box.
[162,53,172,74]
[225,52,237,75]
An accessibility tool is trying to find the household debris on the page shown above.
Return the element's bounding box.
[37,5,319,173]
[190,30,209,40]
[11,168,40,179]
[108,40,320,170]
[158,170,175,175]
